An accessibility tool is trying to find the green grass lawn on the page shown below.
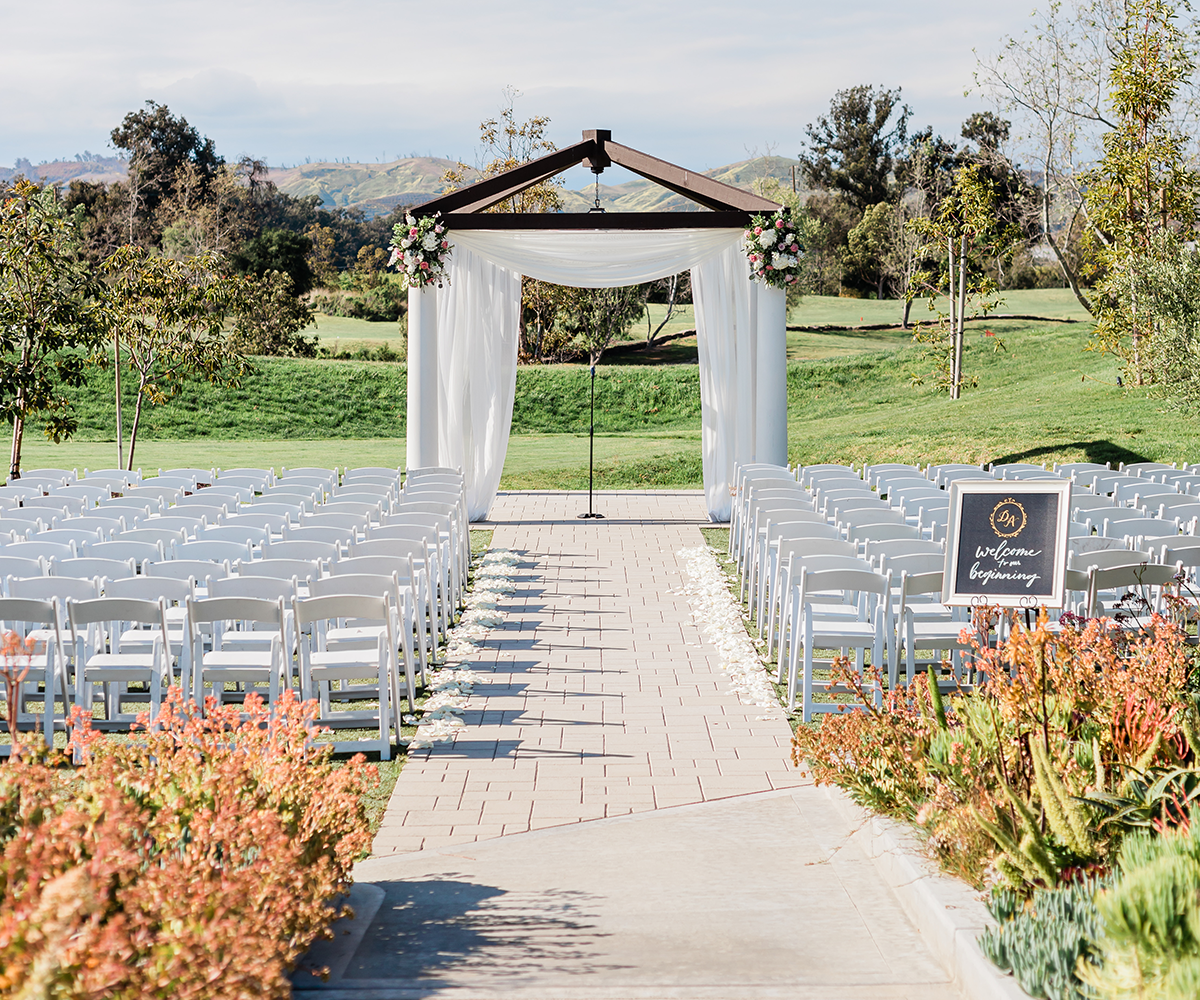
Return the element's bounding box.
[304,302,699,354]
[787,287,1091,328]
[17,302,1200,488]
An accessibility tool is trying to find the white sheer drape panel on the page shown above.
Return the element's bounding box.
[434,246,521,520]
[692,246,758,522]
[452,229,742,288]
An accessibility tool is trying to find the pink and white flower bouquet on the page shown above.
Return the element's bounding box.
[389,212,453,288]
[742,207,802,289]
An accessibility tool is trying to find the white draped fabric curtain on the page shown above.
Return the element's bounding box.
[423,227,781,521]
[434,247,521,520]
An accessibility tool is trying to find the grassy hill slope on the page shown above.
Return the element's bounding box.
[35,310,1196,483]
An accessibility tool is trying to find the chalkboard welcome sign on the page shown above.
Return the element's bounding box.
[942,480,1072,608]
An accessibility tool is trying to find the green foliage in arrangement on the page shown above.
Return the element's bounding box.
[980,878,1107,1000]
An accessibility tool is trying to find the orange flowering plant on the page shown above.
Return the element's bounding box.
[0,687,377,998]
[793,610,1200,890]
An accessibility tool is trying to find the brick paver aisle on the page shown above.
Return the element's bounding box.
[373,490,800,855]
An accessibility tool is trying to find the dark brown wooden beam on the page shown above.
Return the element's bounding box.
[581,128,612,173]
[604,142,781,213]
[447,164,577,215]
[411,140,597,217]
[440,211,752,230]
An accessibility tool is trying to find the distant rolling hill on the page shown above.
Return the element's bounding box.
[268,154,803,217]
[5,152,803,218]
[0,154,128,187]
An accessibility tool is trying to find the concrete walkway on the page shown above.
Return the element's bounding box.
[293,491,964,999]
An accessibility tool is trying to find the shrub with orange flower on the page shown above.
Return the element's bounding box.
[0,688,376,999]
[793,611,1200,890]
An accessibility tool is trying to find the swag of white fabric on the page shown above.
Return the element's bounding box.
[451,229,741,287]
[408,228,788,522]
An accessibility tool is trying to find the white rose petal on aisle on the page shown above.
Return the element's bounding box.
[676,546,782,713]
[405,548,522,749]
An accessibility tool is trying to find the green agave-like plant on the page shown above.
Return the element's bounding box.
[980,877,1107,1000]
[1080,824,1200,1000]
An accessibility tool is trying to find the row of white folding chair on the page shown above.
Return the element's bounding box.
[395,488,466,608]
[741,485,813,601]
[778,552,976,720]
[734,478,806,585]
[6,568,416,756]
[6,574,193,735]
[728,463,794,560]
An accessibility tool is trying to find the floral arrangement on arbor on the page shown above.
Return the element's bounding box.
[389,212,452,287]
[742,208,802,288]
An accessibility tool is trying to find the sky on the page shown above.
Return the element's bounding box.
[1,0,1038,178]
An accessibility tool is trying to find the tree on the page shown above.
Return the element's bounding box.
[843,202,894,299]
[556,285,646,365]
[909,165,1024,398]
[100,248,248,469]
[1083,0,1199,384]
[1118,231,1200,407]
[959,113,1041,284]
[159,161,255,260]
[443,90,568,362]
[110,101,223,245]
[442,87,563,215]
[227,271,317,358]
[0,180,102,479]
[231,228,315,296]
[799,85,911,211]
[642,273,689,348]
[975,0,1200,317]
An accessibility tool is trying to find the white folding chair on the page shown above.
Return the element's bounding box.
[890,570,973,689]
[197,523,271,550]
[350,537,443,638]
[238,558,323,590]
[332,555,430,674]
[187,596,289,709]
[786,565,890,720]
[309,571,418,701]
[174,539,254,565]
[6,540,76,562]
[1086,562,1180,621]
[292,593,396,759]
[90,539,164,571]
[261,538,339,570]
[0,597,68,750]
[66,596,173,728]
[770,541,863,664]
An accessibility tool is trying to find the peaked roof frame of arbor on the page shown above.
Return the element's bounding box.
[410,129,781,230]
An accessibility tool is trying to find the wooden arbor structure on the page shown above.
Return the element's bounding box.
[403,130,787,512]
[411,128,779,228]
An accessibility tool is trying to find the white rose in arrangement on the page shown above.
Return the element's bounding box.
[422,234,439,251]
[758,228,777,247]
[772,253,796,269]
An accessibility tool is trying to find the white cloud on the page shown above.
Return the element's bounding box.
[0,0,1034,169]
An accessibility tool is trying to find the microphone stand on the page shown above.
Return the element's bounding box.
[578,362,604,519]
